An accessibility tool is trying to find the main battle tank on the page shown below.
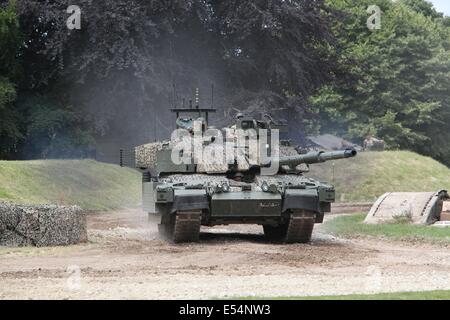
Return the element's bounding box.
[136,108,357,243]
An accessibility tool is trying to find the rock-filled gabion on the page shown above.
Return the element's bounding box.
[0,202,87,247]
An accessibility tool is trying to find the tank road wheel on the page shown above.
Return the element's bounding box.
[158,211,201,243]
[284,210,316,244]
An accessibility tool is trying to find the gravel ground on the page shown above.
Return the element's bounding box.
[0,209,449,299]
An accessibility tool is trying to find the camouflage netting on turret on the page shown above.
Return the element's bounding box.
[280,145,299,157]
[135,141,166,168]
[135,140,231,173]
[0,202,87,247]
[197,144,229,173]
[135,132,301,173]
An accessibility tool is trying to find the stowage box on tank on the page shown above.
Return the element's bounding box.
[136,107,357,243]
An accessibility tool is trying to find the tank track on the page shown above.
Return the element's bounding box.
[285,210,315,243]
[263,210,315,243]
[159,211,201,243]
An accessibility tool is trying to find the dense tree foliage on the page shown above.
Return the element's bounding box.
[311,0,450,165]
[0,0,21,158]
[8,0,336,159]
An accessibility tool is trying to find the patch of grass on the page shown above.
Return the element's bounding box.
[0,159,141,211]
[323,214,450,244]
[308,151,450,203]
[236,290,450,300]
[0,188,12,199]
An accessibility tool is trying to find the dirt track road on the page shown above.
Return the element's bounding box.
[1,209,449,299]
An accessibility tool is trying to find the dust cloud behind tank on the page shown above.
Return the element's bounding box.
[135,105,357,243]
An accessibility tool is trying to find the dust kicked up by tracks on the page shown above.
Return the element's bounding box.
[0,209,449,299]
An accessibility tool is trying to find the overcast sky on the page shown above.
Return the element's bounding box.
[429,0,450,16]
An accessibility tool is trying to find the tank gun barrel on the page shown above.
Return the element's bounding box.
[278,148,357,167]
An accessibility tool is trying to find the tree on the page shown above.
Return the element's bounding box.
[311,0,450,165]
[0,0,22,158]
[17,93,95,158]
[402,0,443,19]
[210,0,338,142]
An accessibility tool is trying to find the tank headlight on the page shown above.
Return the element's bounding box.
[261,182,269,192]
[222,183,230,193]
[216,184,223,193]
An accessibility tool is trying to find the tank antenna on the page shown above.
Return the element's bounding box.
[195,88,200,107]
[172,83,177,108]
[211,84,214,109]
